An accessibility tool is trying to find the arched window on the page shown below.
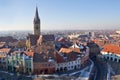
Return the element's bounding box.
[74,65,77,69]
[71,66,73,69]
[114,58,117,62]
[44,69,48,74]
[64,67,67,71]
[56,68,59,72]
[107,56,109,60]
[110,57,113,61]
[29,68,31,72]
[60,67,63,71]
[40,70,43,74]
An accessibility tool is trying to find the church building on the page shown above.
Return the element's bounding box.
[26,7,41,48]
[24,6,88,75]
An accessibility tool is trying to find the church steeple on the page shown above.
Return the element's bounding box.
[34,6,40,24]
[34,6,40,35]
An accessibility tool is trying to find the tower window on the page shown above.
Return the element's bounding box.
[36,27,38,30]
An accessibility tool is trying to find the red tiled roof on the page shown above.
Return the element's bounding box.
[0,48,11,53]
[38,35,54,43]
[27,34,39,46]
[0,42,5,48]
[59,48,72,53]
[102,44,120,55]
[66,52,78,61]
[55,52,65,63]
[25,51,34,57]
[59,47,80,53]
[58,37,66,42]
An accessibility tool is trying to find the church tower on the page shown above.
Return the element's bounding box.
[34,6,40,35]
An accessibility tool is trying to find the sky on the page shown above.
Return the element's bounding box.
[0,0,120,31]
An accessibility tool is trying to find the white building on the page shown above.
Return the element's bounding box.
[68,34,80,39]
[56,56,81,71]
[101,44,120,62]
[56,43,89,72]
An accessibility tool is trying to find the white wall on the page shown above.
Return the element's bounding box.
[56,58,81,71]
[101,51,120,62]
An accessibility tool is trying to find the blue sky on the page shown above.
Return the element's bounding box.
[0,0,120,31]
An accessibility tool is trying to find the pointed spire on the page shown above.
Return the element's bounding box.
[34,6,40,23]
[35,6,39,18]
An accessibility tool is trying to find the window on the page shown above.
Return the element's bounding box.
[69,62,70,65]
[71,66,73,68]
[36,27,38,30]
[114,58,117,62]
[119,59,120,63]
[110,57,113,61]
[17,61,19,65]
[29,68,31,72]
[107,57,109,60]
[57,68,59,72]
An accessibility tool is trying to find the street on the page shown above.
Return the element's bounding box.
[0,71,32,80]
[92,57,108,80]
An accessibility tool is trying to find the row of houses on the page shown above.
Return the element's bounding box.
[0,41,89,74]
[0,6,90,75]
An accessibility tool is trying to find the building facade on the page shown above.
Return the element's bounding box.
[0,48,11,68]
[6,51,33,73]
[101,44,120,62]
[56,43,89,72]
